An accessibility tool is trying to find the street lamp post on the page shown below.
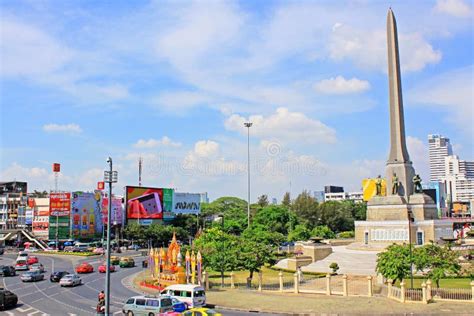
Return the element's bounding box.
[104,157,118,316]
[407,210,414,289]
[244,122,252,228]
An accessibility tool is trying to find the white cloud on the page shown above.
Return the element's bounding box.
[43,123,82,134]
[314,76,370,94]
[435,0,472,18]
[0,17,73,77]
[77,168,104,189]
[134,136,182,149]
[408,65,474,136]
[194,140,220,158]
[152,91,212,112]
[328,24,442,72]
[407,136,429,181]
[224,107,336,144]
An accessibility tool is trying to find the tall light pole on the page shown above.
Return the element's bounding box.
[104,157,118,316]
[244,122,252,228]
[407,210,414,289]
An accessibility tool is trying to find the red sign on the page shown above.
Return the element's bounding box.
[52,163,61,173]
[97,182,105,190]
[50,192,71,216]
[28,198,36,208]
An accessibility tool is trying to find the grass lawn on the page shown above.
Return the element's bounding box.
[395,278,472,289]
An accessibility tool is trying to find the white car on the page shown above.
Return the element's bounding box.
[25,247,39,252]
[59,274,82,287]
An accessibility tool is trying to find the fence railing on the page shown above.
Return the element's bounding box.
[202,271,473,304]
[431,287,472,301]
[385,279,474,304]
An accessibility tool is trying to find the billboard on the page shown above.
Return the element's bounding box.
[48,216,70,240]
[33,217,49,237]
[71,191,103,238]
[362,178,387,201]
[102,195,123,225]
[126,186,173,220]
[52,163,61,172]
[50,192,71,216]
[172,193,201,215]
[25,209,33,225]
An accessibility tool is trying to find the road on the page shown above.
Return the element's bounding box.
[1,252,275,316]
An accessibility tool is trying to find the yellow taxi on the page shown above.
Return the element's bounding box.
[119,256,135,268]
[182,308,222,316]
[110,256,120,265]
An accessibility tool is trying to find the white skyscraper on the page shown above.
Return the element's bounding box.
[444,155,474,203]
[428,134,453,182]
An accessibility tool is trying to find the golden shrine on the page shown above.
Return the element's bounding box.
[148,232,202,287]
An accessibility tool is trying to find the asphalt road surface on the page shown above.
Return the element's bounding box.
[1,252,276,316]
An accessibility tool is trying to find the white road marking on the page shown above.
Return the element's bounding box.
[17,306,33,312]
[5,311,15,316]
[113,312,122,315]
[27,311,41,316]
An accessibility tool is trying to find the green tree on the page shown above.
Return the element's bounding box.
[376,244,412,284]
[252,205,296,235]
[201,197,248,234]
[194,227,240,286]
[287,224,311,242]
[282,192,291,208]
[414,243,461,288]
[242,224,285,247]
[237,237,276,282]
[257,194,269,207]
[311,225,336,239]
[319,201,354,233]
[123,222,146,242]
[293,190,319,229]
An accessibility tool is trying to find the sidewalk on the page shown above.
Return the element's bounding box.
[206,289,473,315]
[132,272,473,315]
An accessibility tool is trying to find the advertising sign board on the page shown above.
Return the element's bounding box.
[71,191,103,238]
[172,192,201,215]
[102,195,123,225]
[49,192,71,216]
[126,186,173,219]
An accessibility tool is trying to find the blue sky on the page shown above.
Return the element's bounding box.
[1,0,473,201]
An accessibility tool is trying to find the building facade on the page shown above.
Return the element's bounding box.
[428,134,453,182]
[444,155,474,203]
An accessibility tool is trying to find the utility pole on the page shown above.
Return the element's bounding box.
[244,122,252,228]
[104,158,117,316]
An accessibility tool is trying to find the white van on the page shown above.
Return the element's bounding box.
[161,284,206,308]
[122,295,173,316]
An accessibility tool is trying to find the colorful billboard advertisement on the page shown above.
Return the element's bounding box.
[50,192,71,216]
[172,193,201,215]
[362,178,387,201]
[48,216,70,240]
[71,191,103,238]
[25,209,33,225]
[102,195,123,225]
[33,217,49,235]
[126,186,173,220]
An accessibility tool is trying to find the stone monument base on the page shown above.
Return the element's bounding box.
[354,219,453,246]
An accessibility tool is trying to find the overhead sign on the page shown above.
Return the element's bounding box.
[52,163,61,172]
[50,192,71,216]
[173,193,201,215]
[97,182,105,190]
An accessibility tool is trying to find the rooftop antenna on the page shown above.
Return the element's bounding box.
[138,157,143,187]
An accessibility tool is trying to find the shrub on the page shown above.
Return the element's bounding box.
[337,231,355,239]
[329,262,339,274]
[311,225,336,239]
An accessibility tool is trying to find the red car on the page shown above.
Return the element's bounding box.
[76,263,94,274]
[27,256,39,265]
[98,263,115,273]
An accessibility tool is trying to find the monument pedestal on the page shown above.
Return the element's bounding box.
[355,193,453,247]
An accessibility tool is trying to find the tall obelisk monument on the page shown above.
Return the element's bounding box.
[354,9,446,249]
[385,8,415,199]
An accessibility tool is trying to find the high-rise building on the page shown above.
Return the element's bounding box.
[444,155,474,203]
[324,185,344,193]
[428,134,453,182]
